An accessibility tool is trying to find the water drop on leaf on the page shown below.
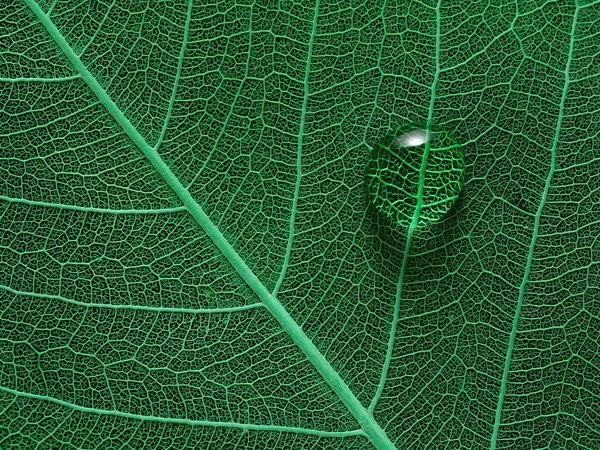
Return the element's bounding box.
[365,122,464,229]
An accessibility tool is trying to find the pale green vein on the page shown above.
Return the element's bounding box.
[0,284,262,314]
[0,385,365,439]
[24,1,396,447]
[489,3,579,449]
[46,0,60,17]
[0,101,99,137]
[0,75,80,83]
[369,0,442,414]
[0,195,186,215]
[154,0,193,152]
[273,0,320,296]
[186,3,254,190]
[77,0,116,58]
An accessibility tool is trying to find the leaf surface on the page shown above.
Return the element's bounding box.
[1,0,599,449]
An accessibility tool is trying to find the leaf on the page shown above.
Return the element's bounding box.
[1,0,599,449]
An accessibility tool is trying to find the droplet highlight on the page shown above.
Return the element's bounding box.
[365,122,464,229]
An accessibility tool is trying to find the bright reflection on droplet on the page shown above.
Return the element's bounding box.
[394,129,427,148]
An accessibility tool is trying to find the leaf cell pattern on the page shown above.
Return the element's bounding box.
[1,0,600,449]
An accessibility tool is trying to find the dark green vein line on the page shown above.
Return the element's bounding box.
[0,284,263,314]
[489,3,579,449]
[273,0,320,296]
[369,0,442,415]
[0,195,186,214]
[0,385,365,439]
[154,0,193,152]
[24,1,395,447]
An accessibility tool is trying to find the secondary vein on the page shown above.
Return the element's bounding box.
[0,385,366,439]
[0,75,80,83]
[369,0,443,414]
[0,284,263,314]
[154,0,193,152]
[0,195,186,215]
[186,3,254,190]
[489,3,579,448]
[273,0,320,296]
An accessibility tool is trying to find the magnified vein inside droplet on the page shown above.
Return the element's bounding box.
[365,122,465,229]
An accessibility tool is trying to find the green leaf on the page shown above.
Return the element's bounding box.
[1,0,599,449]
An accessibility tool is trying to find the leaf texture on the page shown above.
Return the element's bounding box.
[1,0,600,449]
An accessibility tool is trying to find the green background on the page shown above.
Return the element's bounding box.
[1,0,599,448]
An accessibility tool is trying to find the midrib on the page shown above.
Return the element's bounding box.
[23,0,397,448]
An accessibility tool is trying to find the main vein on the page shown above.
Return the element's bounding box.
[23,0,396,447]
[489,3,579,448]
[369,0,443,414]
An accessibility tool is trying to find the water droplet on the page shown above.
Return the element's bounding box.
[365,122,464,229]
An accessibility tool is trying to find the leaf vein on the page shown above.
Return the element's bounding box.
[0,284,263,313]
[489,3,579,448]
[22,1,396,447]
[0,385,366,439]
[0,195,186,215]
[272,0,320,296]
